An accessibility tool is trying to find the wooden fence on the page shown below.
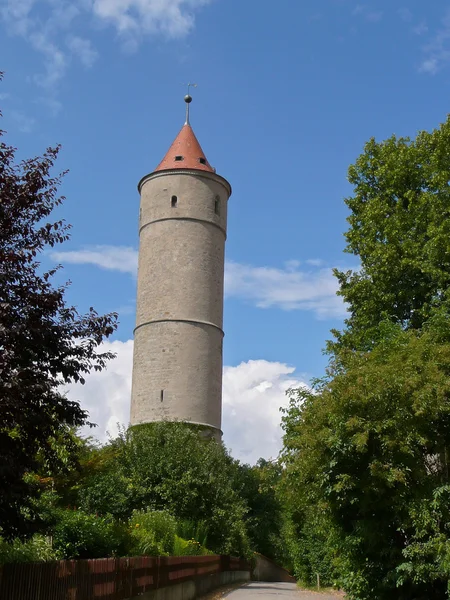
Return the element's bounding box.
[0,554,250,600]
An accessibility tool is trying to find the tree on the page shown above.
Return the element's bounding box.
[0,81,118,538]
[281,116,450,598]
[331,116,450,353]
[73,422,251,557]
[281,322,450,599]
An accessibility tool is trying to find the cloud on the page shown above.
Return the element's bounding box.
[70,340,305,463]
[413,22,428,36]
[225,260,346,318]
[10,109,36,133]
[51,245,138,276]
[398,8,412,23]
[91,0,211,40]
[419,10,450,74]
[51,245,347,319]
[67,35,99,68]
[1,0,210,97]
[69,339,134,441]
[352,4,383,23]
[222,360,308,464]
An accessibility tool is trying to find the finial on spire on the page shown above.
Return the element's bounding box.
[184,83,197,125]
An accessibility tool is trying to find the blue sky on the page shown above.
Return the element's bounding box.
[1,0,449,462]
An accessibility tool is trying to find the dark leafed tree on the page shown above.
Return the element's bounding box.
[0,75,118,538]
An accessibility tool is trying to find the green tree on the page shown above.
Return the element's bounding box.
[75,423,251,557]
[231,459,286,562]
[0,82,118,539]
[332,116,450,353]
[282,322,450,599]
[282,116,450,598]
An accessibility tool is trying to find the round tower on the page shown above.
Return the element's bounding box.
[130,96,231,439]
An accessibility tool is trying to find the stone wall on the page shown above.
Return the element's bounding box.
[130,169,231,435]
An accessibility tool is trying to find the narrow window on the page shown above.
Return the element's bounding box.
[171,195,177,208]
[199,157,206,165]
[174,155,183,162]
[160,390,164,402]
[214,196,220,216]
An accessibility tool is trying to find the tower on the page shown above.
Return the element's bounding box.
[130,95,231,439]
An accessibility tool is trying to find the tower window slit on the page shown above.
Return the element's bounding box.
[171,195,178,208]
[214,196,220,216]
[160,390,164,402]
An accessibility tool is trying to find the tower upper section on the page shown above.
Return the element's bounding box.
[155,124,215,173]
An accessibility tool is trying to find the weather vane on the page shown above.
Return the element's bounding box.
[184,83,197,125]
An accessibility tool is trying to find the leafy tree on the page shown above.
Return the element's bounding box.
[231,459,286,562]
[0,80,118,538]
[332,116,450,353]
[282,116,450,598]
[282,321,450,599]
[74,423,251,557]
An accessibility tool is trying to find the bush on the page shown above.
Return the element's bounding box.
[176,519,209,548]
[173,535,211,556]
[0,535,60,564]
[52,509,126,559]
[128,510,176,556]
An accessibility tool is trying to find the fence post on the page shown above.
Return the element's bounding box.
[220,556,230,572]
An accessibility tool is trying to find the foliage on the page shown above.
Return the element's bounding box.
[128,510,176,556]
[51,509,126,559]
[0,534,60,564]
[331,116,450,353]
[281,323,450,599]
[74,422,251,557]
[231,458,286,563]
[176,519,209,549]
[173,535,211,556]
[0,76,118,539]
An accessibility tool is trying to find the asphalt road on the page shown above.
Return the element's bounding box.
[223,582,339,600]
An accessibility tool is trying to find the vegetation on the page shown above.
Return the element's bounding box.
[0,73,118,540]
[281,116,450,599]
[4,73,450,599]
[0,422,287,564]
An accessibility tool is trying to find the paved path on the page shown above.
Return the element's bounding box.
[223,582,339,600]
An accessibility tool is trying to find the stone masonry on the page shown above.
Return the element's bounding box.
[130,129,232,439]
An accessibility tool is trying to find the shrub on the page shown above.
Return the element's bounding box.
[52,509,126,559]
[176,519,209,548]
[173,535,211,556]
[128,510,176,556]
[0,535,60,564]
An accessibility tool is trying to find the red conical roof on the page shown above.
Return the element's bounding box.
[155,124,215,173]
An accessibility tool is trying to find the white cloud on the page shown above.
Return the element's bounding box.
[0,0,210,96]
[413,22,428,36]
[10,109,36,133]
[398,7,412,23]
[67,35,99,68]
[419,10,450,74]
[51,245,138,275]
[222,360,308,464]
[69,339,134,441]
[352,4,383,23]
[225,260,346,318]
[51,245,347,319]
[91,0,211,40]
[69,340,305,463]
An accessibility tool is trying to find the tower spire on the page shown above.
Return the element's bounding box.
[184,83,197,125]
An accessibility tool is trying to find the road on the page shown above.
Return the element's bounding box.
[224,582,339,600]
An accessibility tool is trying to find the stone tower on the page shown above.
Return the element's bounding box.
[130,96,231,439]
